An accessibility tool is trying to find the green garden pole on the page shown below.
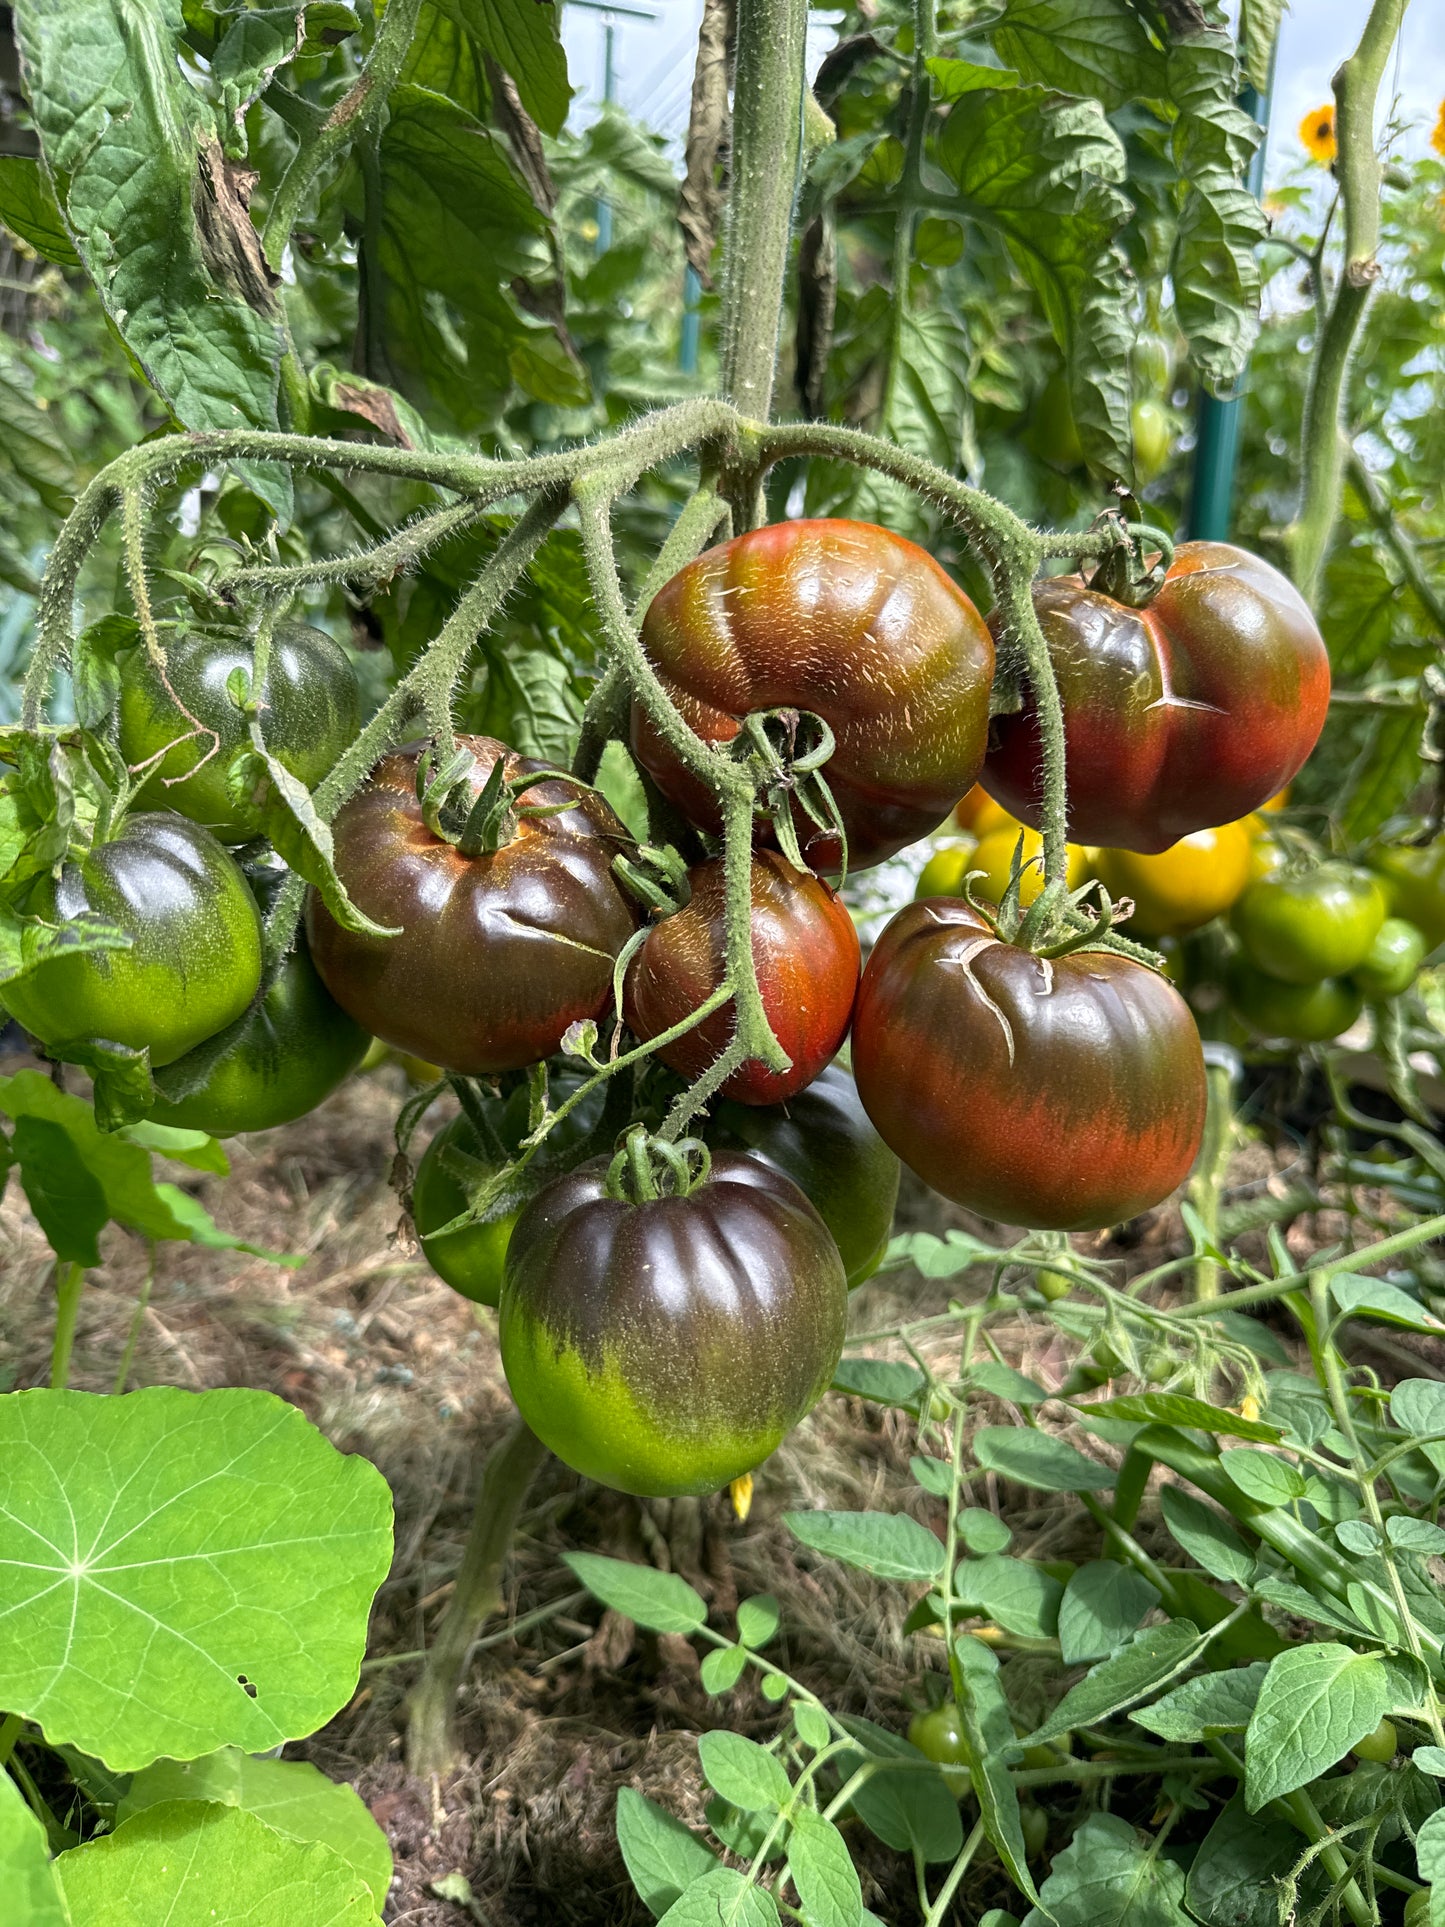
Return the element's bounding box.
[1186,69,1274,541]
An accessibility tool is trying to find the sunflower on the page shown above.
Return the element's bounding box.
[1432,98,1445,158]
[1300,103,1337,164]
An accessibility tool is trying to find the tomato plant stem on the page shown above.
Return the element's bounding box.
[1167,1209,1445,1319]
[1186,1057,1235,1300]
[1290,0,1408,600]
[406,1415,550,1777]
[49,1262,84,1390]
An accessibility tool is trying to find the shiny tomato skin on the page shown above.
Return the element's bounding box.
[1371,840,1445,950]
[499,1152,848,1496]
[851,900,1207,1231]
[306,737,639,1075]
[632,520,996,871]
[711,1061,900,1287]
[625,851,859,1104]
[118,624,360,843]
[1351,918,1427,999]
[4,812,263,1067]
[146,941,369,1135]
[1095,820,1254,937]
[1231,866,1385,985]
[984,543,1331,853]
[1226,957,1364,1043]
[412,1114,516,1306]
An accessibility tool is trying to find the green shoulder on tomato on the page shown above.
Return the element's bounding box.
[1371,840,1445,952]
[1231,866,1385,985]
[1226,955,1363,1044]
[1351,918,1427,999]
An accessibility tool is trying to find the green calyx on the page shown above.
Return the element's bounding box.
[605,1125,713,1204]
[729,707,849,882]
[1087,515,1175,610]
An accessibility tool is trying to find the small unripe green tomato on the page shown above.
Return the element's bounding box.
[1142,1345,1175,1383]
[1351,1717,1397,1764]
[908,1704,973,1793]
[1036,1268,1073,1302]
[1403,1889,1431,1927]
[1351,917,1427,999]
[1091,1336,1126,1377]
[1021,1734,1074,1769]
[1020,1803,1049,1858]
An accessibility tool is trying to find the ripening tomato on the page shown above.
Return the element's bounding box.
[118,625,360,843]
[1371,840,1445,951]
[954,786,1014,836]
[1226,957,1363,1043]
[632,520,996,870]
[4,813,263,1067]
[969,825,1090,908]
[146,943,368,1135]
[306,737,639,1074]
[1351,918,1427,999]
[625,851,859,1104]
[499,1152,848,1496]
[711,1062,900,1288]
[915,839,976,900]
[852,901,1207,1230]
[1231,866,1386,985]
[984,544,1331,853]
[1094,821,1253,937]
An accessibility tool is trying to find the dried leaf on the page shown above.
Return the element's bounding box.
[679,0,733,286]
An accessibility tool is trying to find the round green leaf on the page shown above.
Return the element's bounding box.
[0,1764,70,1926]
[0,1388,393,1770]
[55,1800,379,1925]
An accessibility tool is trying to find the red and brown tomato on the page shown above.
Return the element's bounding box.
[625,850,859,1105]
[850,900,1207,1231]
[306,736,638,1074]
[984,543,1331,853]
[631,519,996,871]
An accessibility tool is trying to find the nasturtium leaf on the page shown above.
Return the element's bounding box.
[973,1427,1115,1492]
[0,1387,393,1770]
[55,1800,379,1925]
[736,1594,780,1649]
[696,1733,790,1814]
[1331,1274,1445,1333]
[1077,1394,1280,1443]
[1022,1811,1190,1927]
[1244,1644,1390,1810]
[955,1554,1062,1639]
[958,1507,1012,1555]
[0,1766,70,1926]
[1024,1621,1204,1746]
[563,1554,706,1634]
[831,1359,927,1409]
[1219,1448,1306,1508]
[955,1635,1040,1908]
[1185,1794,1327,1927]
[786,1809,862,1927]
[699,1646,748,1696]
[117,1750,392,1910]
[615,1788,717,1919]
[1057,1561,1159,1665]
[0,153,80,265]
[657,1868,781,1927]
[1131,1663,1268,1742]
[783,1510,945,1582]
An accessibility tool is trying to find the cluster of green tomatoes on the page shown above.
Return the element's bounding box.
[3,514,1345,1497]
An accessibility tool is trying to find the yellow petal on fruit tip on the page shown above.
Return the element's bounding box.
[1240,1395,1261,1423]
[730,1473,754,1521]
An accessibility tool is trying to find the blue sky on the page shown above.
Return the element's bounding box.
[561,0,1445,179]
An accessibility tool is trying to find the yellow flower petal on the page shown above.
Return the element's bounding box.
[1300,104,1337,164]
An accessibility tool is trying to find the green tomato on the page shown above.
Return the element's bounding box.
[118,624,360,843]
[1131,398,1172,483]
[1142,1344,1175,1383]
[1404,1890,1431,1927]
[1370,840,1445,951]
[908,1704,973,1793]
[1133,332,1172,393]
[1350,1717,1397,1764]
[1351,917,1428,998]
[412,1113,519,1308]
[1036,1268,1073,1302]
[1226,957,1364,1044]
[146,943,369,1136]
[1231,866,1386,984]
[1020,1803,1049,1858]
[3,813,263,1067]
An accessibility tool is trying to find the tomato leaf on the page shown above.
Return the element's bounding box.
[697,1733,791,1815]
[1131,1663,1268,1743]
[956,1554,1063,1639]
[1057,1561,1159,1665]
[736,1594,780,1649]
[1185,1794,1328,1927]
[972,1428,1116,1493]
[616,1788,718,1919]
[1158,1487,1255,1587]
[955,1634,1042,1910]
[1238,0,1284,93]
[12,1114,109,1265]
[1244,1644,1391,1810]
[787,1810,863,1927]
[0,153,80,266]
[991,0,1165,109]
[562,1552,707,1634]
[1219,1447,1306,1508]
[227,746,399,941]
[430,0,571,135]
[657,1868,781,1927]
[1023,1811,1189,1927]
[1023,1621,1204,1746]
[1075,1393,1281,1442]
[783,1510,945,1582]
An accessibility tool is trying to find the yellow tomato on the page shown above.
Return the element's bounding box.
[1095,821,1253,936]
[1261,787,1289,812]
[971,826,1089,908]
[914,838,977,899]
[954,785,1017,837]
